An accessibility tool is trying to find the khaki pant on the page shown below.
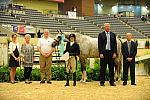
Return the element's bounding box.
[66,56,76,73]
[39,54,52,81]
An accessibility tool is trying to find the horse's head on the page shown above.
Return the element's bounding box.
[51,34,62,47]
[62,32,70,41]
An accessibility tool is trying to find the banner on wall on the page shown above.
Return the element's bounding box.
[18,25,25,34]
[49,0,64,3]
[25,25,36,33]
[68,11,76,19]
[13,25,18,33]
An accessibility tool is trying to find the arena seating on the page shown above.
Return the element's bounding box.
[85,15,146,38]
[56,17,100,37]
[0,12,24,25]
[14,9,76,35]
[0,7,148,38]
[120,17,150,38]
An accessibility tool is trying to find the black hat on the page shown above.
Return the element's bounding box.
[69,33,76,40]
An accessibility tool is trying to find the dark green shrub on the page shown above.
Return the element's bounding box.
[15,68,24,81]
[52,65,66,81]
[76,62,82,81]
[87,58,109,81]
[31,68,40,81]
[0,66,10,82]
[0,59,111,82]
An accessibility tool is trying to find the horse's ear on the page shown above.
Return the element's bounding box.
[64,38,69,42]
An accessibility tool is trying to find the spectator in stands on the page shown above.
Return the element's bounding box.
[10,10,15,17]
[74,7,77,12]
[21,34,34,84]
[0,5,4,11]
[134,40,138,47]
[98,23,117,86]
[37,30,41,38]
[125,19,128,24]
[148,13,150,22]
[64,33,80,86]
[8,3,13,10]
[122,33,137,86]
[72,6,74,11]
[9,34,20,84]
[98,25,102,33]
[37,29,54,84]
[114,15,116,18]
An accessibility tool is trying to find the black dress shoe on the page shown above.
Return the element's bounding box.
[110,83,116,86]
[100,83,105,86]
[64,83,69,86]
[123,82,127,86]
[131,83,136,85]
[47,81,52,84]
[40,81,45,84]
[29,81,32,84]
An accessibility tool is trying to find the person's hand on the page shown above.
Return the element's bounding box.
[16,57,20,62]
[112,53,117,58]
[15,57,18,61]
[45,53,50,57]
[45,52,52,57]
[100,54,104,58]
[22,57,25,62]
[41,52,47,57]
[32,57,34,63]
[127,58,133,62]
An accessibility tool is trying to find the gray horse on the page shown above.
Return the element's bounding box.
[62,32,122,82]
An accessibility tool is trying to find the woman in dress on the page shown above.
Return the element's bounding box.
[9,34,20,84]
[21,34,34,84]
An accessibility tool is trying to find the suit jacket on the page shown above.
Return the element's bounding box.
[121,41,137,60]
[98,31,117,54]
[64,42,80,56]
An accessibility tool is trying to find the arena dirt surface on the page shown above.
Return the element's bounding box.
[0,76,150,100]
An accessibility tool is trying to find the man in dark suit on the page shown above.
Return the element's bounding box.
[98,23,117,86]
[122,33,137,86]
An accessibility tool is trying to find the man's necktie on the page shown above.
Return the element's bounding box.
[128,42,131,55]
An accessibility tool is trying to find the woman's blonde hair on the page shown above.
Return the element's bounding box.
[25,34,31,39]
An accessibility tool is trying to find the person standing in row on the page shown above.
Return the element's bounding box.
[21,34,34,84]
[98,23,117,86]
[64,33,80,86]
[122,33,137,86]
[37,29,54,84]
[9,34,20,84]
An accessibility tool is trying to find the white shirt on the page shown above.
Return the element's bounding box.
[9,42,20,54]
[105,31,111,50]
[70,41,75,46]
[37,37,54,53]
